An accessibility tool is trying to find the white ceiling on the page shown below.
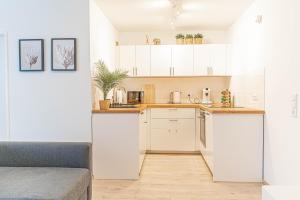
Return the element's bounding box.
[96,0,254,32]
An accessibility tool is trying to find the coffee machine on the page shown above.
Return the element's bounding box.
[201,88,212,104]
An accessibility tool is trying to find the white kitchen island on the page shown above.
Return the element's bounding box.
[92,108,148,180]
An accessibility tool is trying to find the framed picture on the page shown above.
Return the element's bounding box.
[19,39,44,71]
[51,38,76,71]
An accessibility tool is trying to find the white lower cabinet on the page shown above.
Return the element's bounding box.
[150,108,196,152]
[199,112,264,182]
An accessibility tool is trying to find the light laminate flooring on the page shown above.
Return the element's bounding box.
[92,154,262,200]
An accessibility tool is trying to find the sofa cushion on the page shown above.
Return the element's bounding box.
[0,167,90,200]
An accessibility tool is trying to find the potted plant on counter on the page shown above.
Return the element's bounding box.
[185,34,194,44]
[194,33,204,44]
[94,60,128,110]
[175,34,185,44]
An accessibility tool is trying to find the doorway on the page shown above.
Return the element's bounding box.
[0,33,9,140]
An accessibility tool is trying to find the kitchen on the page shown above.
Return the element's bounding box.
[0,0,298,199]
[91,0,265,198]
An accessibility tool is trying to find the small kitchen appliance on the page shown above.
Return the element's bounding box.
[201,88,212,104]
[170,91,181,104]
[127,91,144,104]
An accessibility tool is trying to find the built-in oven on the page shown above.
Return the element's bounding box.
[199,110,206,148]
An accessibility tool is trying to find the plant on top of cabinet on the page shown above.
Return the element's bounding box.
[94,60,128,110]
[175,34,185,44]
[194,33,203,44]
[153,38,161,45]
[185,34,194,44]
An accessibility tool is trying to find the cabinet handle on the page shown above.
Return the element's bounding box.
[135,68,138,76]
[144,122,148,124]
[172,67,175,76]
[169,119,178,122]
[169,67,172,76]
[168,108,178,111]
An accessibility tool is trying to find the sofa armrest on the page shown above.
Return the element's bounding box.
[0,142,92,169]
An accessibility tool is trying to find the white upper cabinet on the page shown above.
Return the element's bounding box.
[194,45,211,75]
[150,45,172,76]
[210,44,227,75]
[194,44,228,76]
[117,44,228,77]
[119,45,136,76]
[135,45,150,76]
[172,45,194,76]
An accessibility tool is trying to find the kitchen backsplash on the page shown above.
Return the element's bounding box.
[120,77,231,104]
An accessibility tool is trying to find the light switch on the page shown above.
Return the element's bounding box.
[291,94,298,118]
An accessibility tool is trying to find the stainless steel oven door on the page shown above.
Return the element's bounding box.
[200,110,206,148]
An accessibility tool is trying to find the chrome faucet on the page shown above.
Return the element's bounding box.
[112,87,127,104]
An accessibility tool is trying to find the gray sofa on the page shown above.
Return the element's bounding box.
[0,142,92,200]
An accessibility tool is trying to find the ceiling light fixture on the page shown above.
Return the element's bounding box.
[169,0,182,29]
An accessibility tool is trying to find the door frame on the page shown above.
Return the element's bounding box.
[0,32,10,140]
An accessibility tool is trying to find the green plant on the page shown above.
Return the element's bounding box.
[176,34,185,39]
[194,33,203,38]
[93,60,128,100]
[186,34,193,39]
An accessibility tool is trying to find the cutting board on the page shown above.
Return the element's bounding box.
[144,84,156,103]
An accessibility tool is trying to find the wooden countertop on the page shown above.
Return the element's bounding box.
[92,103,265,114]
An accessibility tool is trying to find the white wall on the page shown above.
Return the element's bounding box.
[230,0,300,185]
[90,0,119,109]
[119,30,228,45]
[228,1,265,109]
[90,0,119,70]
[0,0,92,142]
[261,0,300,185]
[0,34,9,140]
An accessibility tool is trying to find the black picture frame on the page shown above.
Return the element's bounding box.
[19,39,44,72]
[51,38,77,71]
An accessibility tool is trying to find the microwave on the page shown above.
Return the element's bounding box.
[127,91,144,104]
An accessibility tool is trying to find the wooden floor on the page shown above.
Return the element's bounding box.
[93,154,262,200]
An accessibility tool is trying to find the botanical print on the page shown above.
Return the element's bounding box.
[56,44,74,69]
[19,40,43,71]
[52,39,76,71]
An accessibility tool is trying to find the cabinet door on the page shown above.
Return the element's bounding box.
[194,45,211,75]
[136,45,150,76]
[210,44,227,75]
[119,45,135,76]
[150,119,172,151]
[172,45,194,76]
[150,45,172,76]
[171,119,196,151]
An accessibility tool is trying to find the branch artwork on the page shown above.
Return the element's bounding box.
[56,45,74,69]
[25,53,39,68]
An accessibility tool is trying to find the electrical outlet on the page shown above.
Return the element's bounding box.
[291,94,298,118]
